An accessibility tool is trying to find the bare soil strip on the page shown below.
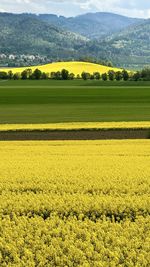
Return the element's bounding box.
[0,129,149,140]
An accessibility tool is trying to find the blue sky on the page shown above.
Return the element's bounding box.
[0,0,150,18]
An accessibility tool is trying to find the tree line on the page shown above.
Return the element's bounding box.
[0,67,150,81]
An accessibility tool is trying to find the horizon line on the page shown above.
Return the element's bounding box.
[0,10,148,20]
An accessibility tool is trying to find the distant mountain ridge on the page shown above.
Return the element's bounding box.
[38,12,145,39]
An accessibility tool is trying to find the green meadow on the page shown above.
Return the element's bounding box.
[0,80,150,124]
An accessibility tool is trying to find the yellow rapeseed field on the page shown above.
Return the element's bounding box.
[0,121,150,131]
[1,61,122,76]
[0,140,150,266]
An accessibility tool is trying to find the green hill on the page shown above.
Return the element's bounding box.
[103,20,150,68]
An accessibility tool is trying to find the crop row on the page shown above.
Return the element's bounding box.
[0,121,150,131]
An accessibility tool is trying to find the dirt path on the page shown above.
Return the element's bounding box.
[0,129,149,140]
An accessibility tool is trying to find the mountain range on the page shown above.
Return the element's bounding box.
[38,12,144,39]
[0,12,149,69]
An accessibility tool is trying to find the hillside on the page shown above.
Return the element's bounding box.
[1,61,122,76]
[0,13,87,59]
[101,20,150,68]
[38,12,144,39]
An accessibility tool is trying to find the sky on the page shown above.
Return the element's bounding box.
[0,0,150,18]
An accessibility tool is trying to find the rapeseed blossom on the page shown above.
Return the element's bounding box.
[0,140,150,266]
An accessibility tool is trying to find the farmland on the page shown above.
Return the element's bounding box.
[0,78,150,266]
[0,3,150,266]
[0,140,150,266]
[0,80,150,124]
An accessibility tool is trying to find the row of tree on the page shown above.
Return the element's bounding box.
[81,70,129,81]
[0,67,150,81]
[0,69,74,80]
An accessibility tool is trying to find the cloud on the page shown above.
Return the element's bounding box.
[0,0,150,18]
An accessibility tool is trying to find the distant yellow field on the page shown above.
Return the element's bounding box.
[0,121,150,131]
[1,61,122,76]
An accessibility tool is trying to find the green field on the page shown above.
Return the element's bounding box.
[0,80,150,124]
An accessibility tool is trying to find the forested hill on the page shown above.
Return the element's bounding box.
[0,13,87,58]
